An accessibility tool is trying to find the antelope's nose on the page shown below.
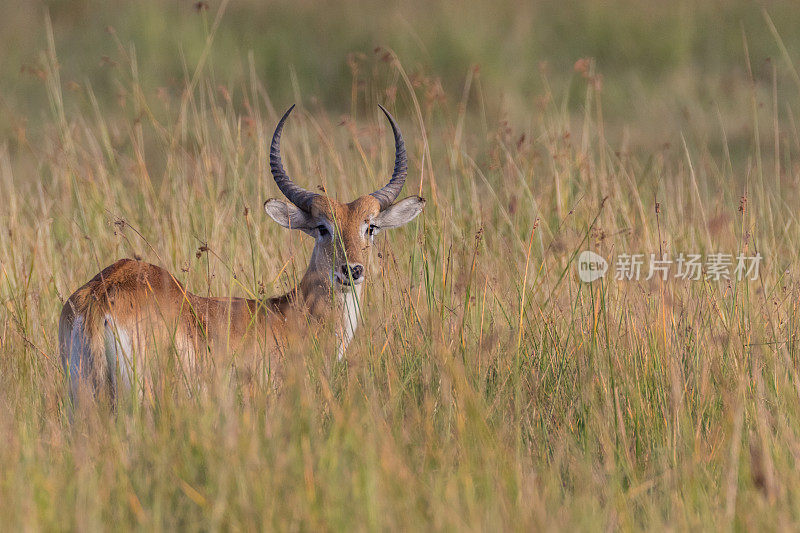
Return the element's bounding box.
[342,263,364,281]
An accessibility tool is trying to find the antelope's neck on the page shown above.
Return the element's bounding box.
[278,270,363,358]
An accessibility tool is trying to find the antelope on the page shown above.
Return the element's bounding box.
[58,105,425,401]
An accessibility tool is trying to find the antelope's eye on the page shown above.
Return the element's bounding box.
[316,225,330,237]
[367,225,377,236]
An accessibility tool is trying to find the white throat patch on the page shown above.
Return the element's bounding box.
[338,285,362,360]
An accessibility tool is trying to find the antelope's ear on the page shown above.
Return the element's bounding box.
[264,199,315,233]
[373,196,425,229]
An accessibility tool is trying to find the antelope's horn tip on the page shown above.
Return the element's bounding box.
[377,103,392,117]
[281,104,296,119]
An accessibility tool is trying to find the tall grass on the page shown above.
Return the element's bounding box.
[3,2,800,530]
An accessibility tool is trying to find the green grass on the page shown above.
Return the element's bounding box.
[4,0,800,529]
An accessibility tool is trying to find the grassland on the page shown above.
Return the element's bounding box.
[4,0,800,529]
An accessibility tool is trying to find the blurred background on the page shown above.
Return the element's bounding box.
[3,0,800,162]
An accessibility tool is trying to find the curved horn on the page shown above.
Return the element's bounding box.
[370,104,408,210]
[270,105,317,211]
